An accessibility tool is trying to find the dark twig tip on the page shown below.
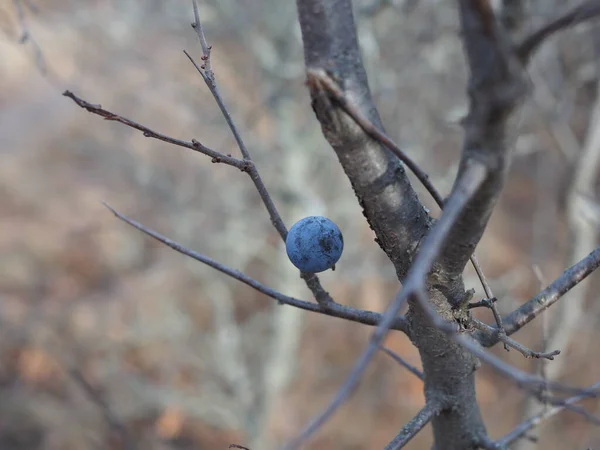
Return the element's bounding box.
[101,201,119,217]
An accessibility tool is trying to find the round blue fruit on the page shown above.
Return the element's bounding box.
[286,216,344,273]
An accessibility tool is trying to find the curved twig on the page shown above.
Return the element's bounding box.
[102,202,410,335]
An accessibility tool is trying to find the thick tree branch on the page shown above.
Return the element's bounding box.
[383,401,441,450]
[435,0,529,281]
[283,161,488,450]
[294,1,526,448]
[297,0,432,281]
[307,69,505,335]
[102,203,410,334]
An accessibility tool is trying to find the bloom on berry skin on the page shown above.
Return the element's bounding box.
[285,216,344,273]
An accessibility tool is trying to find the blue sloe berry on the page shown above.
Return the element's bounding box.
[286,216,344,273]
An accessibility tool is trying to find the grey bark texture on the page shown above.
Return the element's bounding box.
[296,0,529,448]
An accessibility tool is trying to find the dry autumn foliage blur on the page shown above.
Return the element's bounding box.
[1,0,600,449]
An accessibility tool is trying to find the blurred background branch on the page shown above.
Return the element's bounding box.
[1,0,600,448]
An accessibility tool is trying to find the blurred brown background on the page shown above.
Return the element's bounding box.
[1,0,600,448]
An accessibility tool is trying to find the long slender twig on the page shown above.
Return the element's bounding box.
[63,88,333,306]
[516,0,600,63]
[64,0,334,308]
[285,162,600,449]
[184,2,333,306]
[13,0,47,75]
[68,368,136,450]
[414,285,597,400]
[191,0,212,75]
[375,165,596,400]
[471,319,560,360]
[477,245,600,346]
[282,162,488,450]
[496,381,600,448]
[306,69,505,338]
[380,346,424,381]
[383,402,440,450]
[102,202,409,334]
[63,91,244,167]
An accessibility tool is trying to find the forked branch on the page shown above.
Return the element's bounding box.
[478,245,600,346]
[306,69,504,335]
[102,202,409,334]
[282,162,488,450]
[64,85,333,307]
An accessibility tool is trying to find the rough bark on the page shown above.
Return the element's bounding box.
[296,1,493,448]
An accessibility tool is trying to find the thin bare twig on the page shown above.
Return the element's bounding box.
[380,165,594,401]
[516,0,600,63]
[68,368,136,450]
[64,88,333,306]
[383,401,440,450]
[102,202,409,334]
[63,91,244,167]
[183,50,250,161]
[471,318,560,360]
[468,296,497,309]
[416,285,597,400]
[380,346,424,381]
[286,161,593,447]
[12,0,47,75]
[496,381,600,448]
[185,4,334,306]
[307,69,505,338]
[191,0,212,74]
[484,245,600,344]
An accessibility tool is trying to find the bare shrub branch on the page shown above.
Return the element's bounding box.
[63,91,243,167]
[516,0,600,63]
[438,0,529,279]
[283,161,488,450]
[471,319,560,360]
[380,346,424,381]
[68,368,136,450]
[306,68,507,342]
[479,245,600,345]
[496,381,600,448]
[102,202,409,334]
[383,401,441,450]
[63,89,333,306]
[60,1,600,448]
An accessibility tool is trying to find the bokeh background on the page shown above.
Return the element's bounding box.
[1,0,600,448]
